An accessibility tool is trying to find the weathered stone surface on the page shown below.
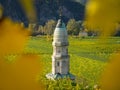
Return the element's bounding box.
[46,18,75,80]
[46,73,75,80]
[52,55,70,60]
[52,42,69,46]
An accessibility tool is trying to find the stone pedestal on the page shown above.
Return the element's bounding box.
[46,73,75,80]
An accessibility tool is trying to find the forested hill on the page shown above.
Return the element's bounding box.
[0,0,85,26]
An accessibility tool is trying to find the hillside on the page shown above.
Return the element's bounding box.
[0,0,85,26]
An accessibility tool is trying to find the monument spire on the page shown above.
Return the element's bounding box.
[57,0,63,19]
[59,6,63,19]
[46,1,75,80]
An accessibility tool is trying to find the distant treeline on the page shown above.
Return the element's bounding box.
[25,19,120,37]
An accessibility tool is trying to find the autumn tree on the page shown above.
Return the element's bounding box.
[28,23,39,36]
[38,25,44,35]
[67,19,83,35]
[67,19,76,35]
[44,19,56,35]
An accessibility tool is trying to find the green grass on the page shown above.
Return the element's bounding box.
[5,36,120,89]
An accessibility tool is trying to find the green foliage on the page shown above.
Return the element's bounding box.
[44,20,57,35]
[38,25,44,35]
[28,20,56,36]
[4,54,17,63]
[5,36,120,89]
[67,19,83,35]
[25,36,120,89]
[25,37,120,90]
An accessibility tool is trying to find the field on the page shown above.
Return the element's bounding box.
[6,36,120,89]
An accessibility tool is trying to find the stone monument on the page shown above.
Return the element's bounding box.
[46,17,75,80]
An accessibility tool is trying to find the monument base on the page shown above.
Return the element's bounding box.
[46,73,75,80]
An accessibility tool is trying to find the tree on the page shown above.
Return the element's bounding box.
[67,19,82,35]
[38,25,44,35]
[44,19,56,35]
[67,19,76,35]
[73,21,83,35]
[28,23,39,36]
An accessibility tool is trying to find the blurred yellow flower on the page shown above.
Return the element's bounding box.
[0,54,44,90]
[85,0,120,37]
[101,53,120,90]
[0,18,30,57]
[18,0,36,22]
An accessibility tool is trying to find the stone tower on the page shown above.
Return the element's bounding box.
[46,18,75,80]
